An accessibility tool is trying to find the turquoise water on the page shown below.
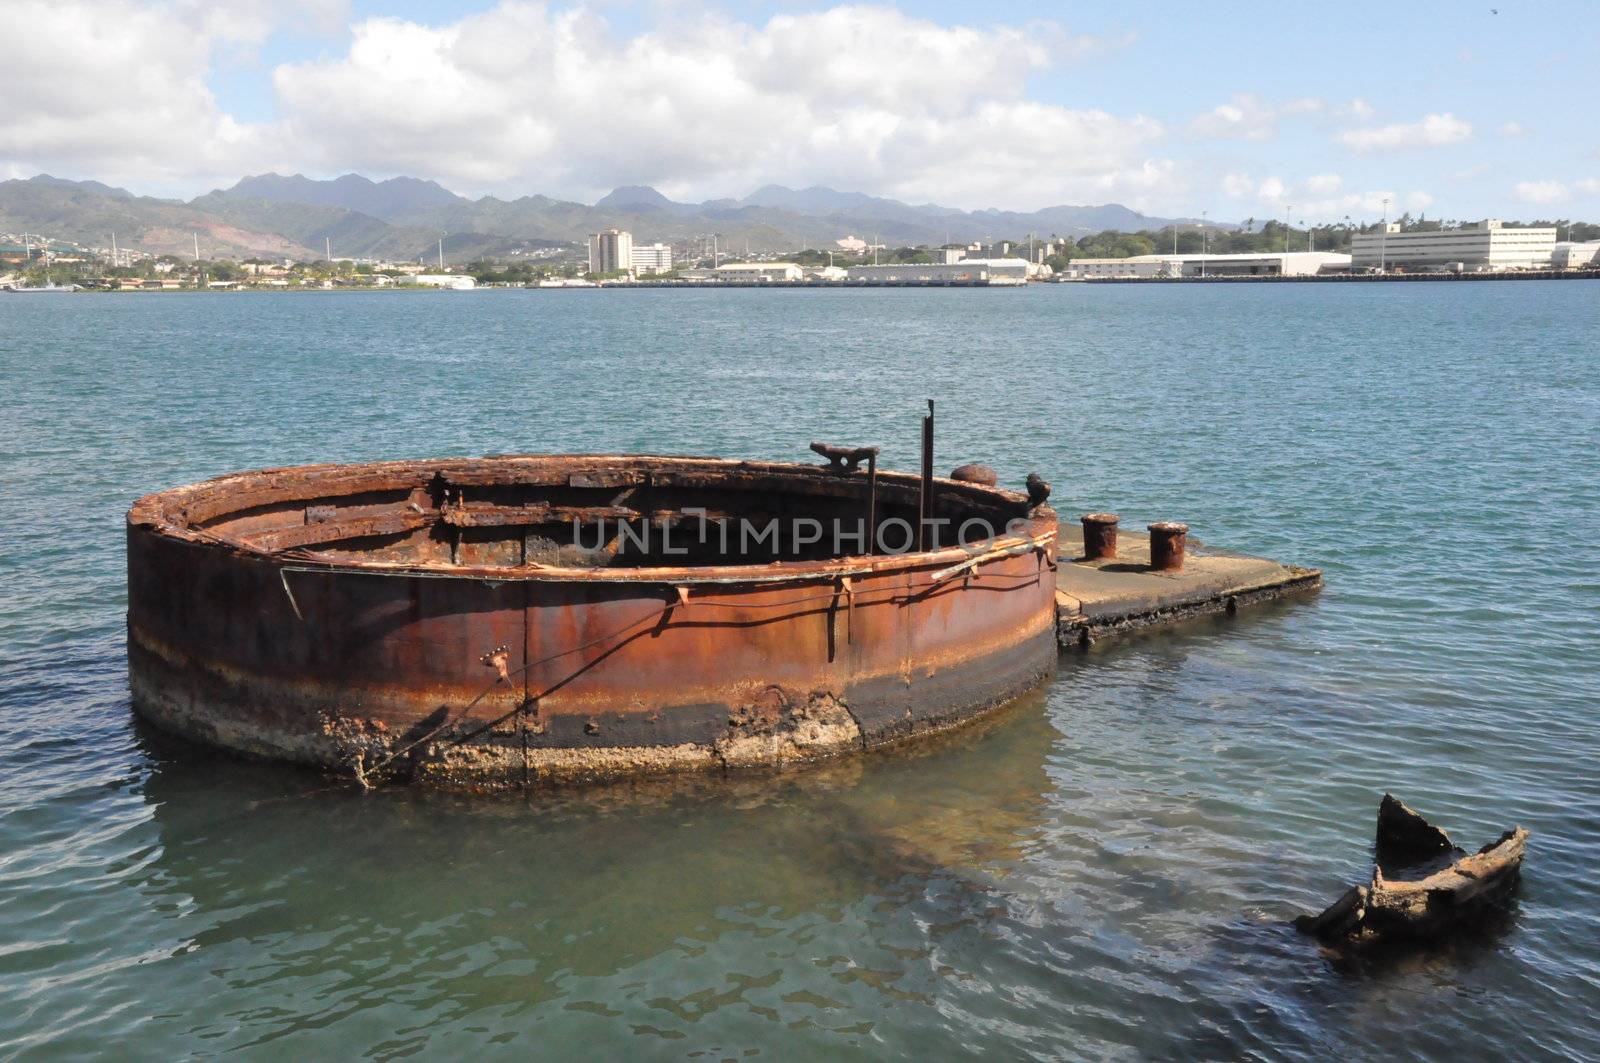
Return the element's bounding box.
[0,285,1596,1059]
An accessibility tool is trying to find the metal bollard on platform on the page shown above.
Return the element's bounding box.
[1081,513,1119,561]
[1148,521,1189,572]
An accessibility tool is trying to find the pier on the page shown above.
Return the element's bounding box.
[1052,517,1322,646]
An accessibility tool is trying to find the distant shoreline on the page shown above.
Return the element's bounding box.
[1062,269,1600,285]
[23,268,1599,295]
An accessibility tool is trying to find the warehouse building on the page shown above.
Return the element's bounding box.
[1062,251,1348,279]
[846,258,1029,284]
[1063,258,1181,279]
[1553,241,1600,269]
[714,262,805,283]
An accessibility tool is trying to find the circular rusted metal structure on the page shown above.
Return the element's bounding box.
[127,455,1058,788]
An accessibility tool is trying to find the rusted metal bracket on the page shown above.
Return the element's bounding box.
[809,442,879,472]
[841,576,855,645]
[480,645,511,683]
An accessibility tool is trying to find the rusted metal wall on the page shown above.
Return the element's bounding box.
[127,456,1058,788]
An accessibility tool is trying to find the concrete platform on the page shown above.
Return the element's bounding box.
[1053,522,1322,647]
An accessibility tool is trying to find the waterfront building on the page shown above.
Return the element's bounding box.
[411,274,477,289]
[588,229,634,275]
[933,247,964,264]
[1350,220,1556,272]
[835,235,868,253]
[845,258,1029,284]
[715,262,804,283]
[1064,258,1181,279]
[1552,241,1600,269]
[629,243,673,276]
[1062,252,1348,279]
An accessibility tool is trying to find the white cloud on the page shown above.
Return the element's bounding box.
[0,0,336,190]
[1514,181,1567,203]
[1577,178,1600,195]
[1188,93,1321,141]
[1336,113,1472,153]
[1221,172,1255,199]
[1499,122,1527,137]
[1213,170,1421,220]
[268,3,1167,209]
[0,1,1168,208]
[1341,99,1375,119]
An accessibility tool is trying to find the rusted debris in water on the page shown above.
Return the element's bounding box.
[1295,794,1529,947]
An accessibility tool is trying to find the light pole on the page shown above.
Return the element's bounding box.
[1304,221,1312,252]
[1285,206,1293,253]
[1379,196,1390,274]
[1200,211,1207,277]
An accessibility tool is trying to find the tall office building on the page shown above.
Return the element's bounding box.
[588,229,634,275]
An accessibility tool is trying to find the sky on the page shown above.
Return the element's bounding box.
[5,0,1598,223]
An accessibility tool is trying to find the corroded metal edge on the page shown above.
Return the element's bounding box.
[126,453,1051,582]
[129,621,1059,790]
[1056,567,1324,647]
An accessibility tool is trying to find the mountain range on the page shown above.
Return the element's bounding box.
[0,172,1208,262]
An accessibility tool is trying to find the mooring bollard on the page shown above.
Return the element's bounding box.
[1081,513,1119,560]
[950,463,998,486]
[1148,521,1188,571]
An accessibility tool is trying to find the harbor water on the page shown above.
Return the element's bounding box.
[0,284,1596,1058]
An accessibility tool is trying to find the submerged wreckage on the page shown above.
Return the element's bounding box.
[1296,795,1529,947]
[129,447,1058,788]
[127,417,1321,789]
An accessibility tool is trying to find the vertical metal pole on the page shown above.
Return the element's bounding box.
[918,399,934,552]
[866,453,878,555]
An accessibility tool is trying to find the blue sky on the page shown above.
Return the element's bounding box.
[8,1,1598,222]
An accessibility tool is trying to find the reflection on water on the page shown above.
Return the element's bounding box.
[123,689,1058,1055]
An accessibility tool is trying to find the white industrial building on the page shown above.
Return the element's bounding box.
[588,229,633,275]
[1062,252,1348,279]
[409,274,476,289]
[629,243,673,276]
[1350,220,1556,272]
[1553,241,1600,269]
[846,258,1029,284]
[1064,258,1181,279]
[715,262,805,283]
